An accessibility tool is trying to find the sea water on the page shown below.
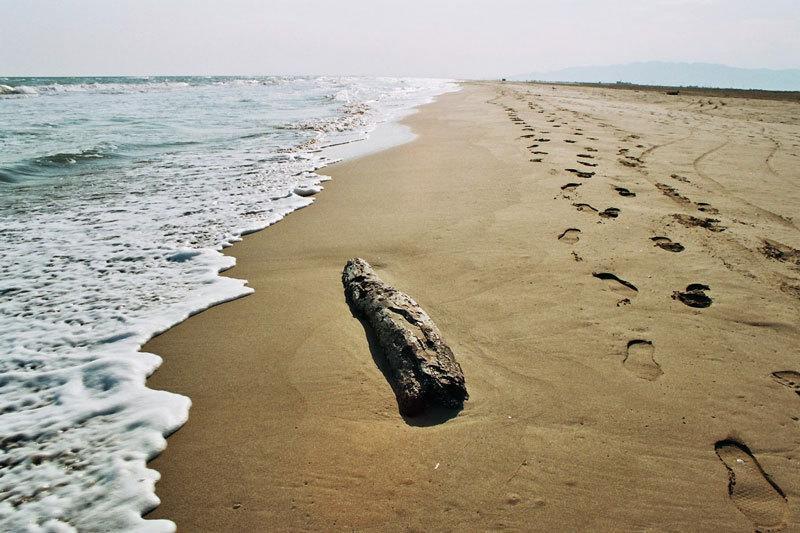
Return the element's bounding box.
[0,76,456,531]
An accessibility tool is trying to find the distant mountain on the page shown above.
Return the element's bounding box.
[510,62,800,91]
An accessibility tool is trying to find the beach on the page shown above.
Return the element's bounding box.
[144,82,800,531]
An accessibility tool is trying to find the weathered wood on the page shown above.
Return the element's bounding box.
[342,258,468,416]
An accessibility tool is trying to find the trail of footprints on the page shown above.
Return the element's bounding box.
[499,88,794,531]
[502,90,708,312]
[512,93,712,306]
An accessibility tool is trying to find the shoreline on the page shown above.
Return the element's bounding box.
[145,82,799,531]
[142,88,461,530]
[319,117,418,162]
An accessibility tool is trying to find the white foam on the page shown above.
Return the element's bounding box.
[0,84,37,96]
[0,76,458,531]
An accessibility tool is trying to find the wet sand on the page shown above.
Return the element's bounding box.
[145,82,800,531]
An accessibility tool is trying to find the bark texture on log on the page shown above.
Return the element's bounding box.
[342,258,468,416]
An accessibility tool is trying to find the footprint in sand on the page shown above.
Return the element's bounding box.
[577,153,595,159]
[656,183,692,205]
[530,158,543,163]
[578,161,599,168]
[672,283,712,308]
[624,340,662,381]
[558,228,581,244]
[561,182,582,192]
[599,207,620,219]
[651,236,685,252]
[614,187,636,197]
[760,239,800,264]
[620,155,643,167]
[696,202,719,215]
[592,272,638,297]
[673,214,726,232]
[573,203,598,213]
[715,440,788,532]
[771,371,800,396]
[566,168,595,179]
[565,139,577,144]
[572,203,619,219]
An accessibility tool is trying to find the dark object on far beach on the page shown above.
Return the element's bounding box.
[666,90,680,95]
[342,258,468,416]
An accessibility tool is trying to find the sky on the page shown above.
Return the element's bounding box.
[1,0,799,78]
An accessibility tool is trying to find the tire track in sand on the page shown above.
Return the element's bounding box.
[692,139,797,230]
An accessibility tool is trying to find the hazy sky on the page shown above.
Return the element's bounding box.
[2,0,799,78]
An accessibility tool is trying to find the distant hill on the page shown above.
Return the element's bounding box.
[510,62,800,91]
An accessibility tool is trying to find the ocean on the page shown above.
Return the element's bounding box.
[0,76,456,531]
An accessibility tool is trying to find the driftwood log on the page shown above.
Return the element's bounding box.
[342,258,468,416]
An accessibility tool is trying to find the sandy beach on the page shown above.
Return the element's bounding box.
[144,82,800,531]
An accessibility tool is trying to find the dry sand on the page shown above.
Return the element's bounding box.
[145,82,800,531]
